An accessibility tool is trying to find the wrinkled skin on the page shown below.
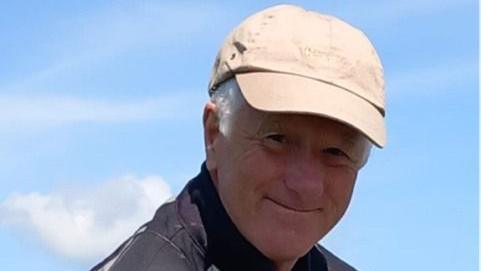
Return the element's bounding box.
[204,101,369,271]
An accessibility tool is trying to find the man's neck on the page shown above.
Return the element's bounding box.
[274,260,297,271]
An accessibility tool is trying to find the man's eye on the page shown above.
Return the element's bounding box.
[324,148,349,158]
[265,134,286,143]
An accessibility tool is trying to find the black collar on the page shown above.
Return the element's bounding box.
[179,163,328,271]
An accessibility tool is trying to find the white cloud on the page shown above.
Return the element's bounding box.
[0,175,172,262]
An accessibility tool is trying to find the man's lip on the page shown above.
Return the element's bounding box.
[265,197,321,213]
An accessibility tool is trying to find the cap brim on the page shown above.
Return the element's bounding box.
[235,72,386,148]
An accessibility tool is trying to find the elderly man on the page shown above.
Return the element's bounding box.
[91,4,385,271]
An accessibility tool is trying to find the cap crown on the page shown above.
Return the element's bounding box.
[209,5,385,114]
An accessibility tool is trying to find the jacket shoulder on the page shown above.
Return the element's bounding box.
[90,200,201,271]
[316,245,358,271]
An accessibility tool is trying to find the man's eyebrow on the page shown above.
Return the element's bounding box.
[322,127,364,150]
[341,135,358,148]
[339,131,370,160]
[253,115,283,137]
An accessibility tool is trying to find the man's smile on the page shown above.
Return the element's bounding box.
[265,197,322,213]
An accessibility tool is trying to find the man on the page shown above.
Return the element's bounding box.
[91,4,385,271]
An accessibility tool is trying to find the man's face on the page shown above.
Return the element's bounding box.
[204,101,369,265]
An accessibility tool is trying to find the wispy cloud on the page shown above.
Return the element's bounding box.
[0,93,205,131]
[2,1,224,92]
[0,175,172,262]
[387,59,477,98]
[332,0,474,28]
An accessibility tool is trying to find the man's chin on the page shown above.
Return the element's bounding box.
[258,239,314,266]
[246,227,318,264]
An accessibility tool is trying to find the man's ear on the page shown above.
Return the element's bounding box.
[203,101,220,173]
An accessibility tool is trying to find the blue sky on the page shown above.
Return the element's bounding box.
[0,1,477,271]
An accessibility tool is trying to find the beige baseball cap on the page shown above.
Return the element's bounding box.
[208,5,386,147]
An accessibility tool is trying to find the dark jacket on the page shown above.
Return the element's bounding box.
[90,164,357,271]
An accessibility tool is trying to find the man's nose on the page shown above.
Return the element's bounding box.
[284,153,326,198]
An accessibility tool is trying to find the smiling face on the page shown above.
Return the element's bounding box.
[204,100,370,269]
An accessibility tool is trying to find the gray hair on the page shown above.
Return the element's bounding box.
[210,78,246,136]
